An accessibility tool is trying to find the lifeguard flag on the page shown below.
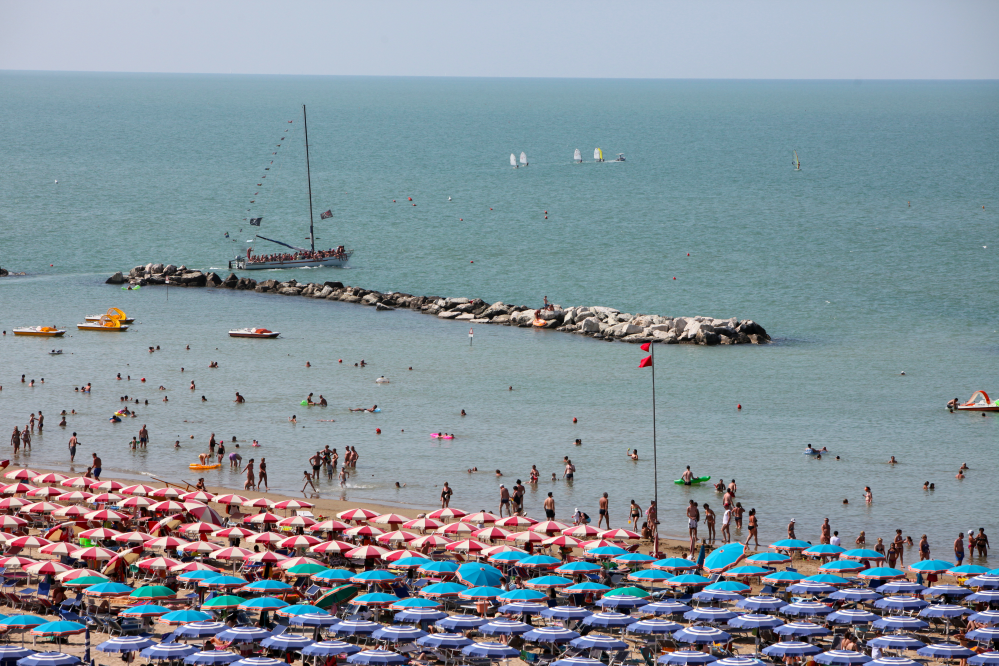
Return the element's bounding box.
[640,342,652,352]
[320,209,333,219]
[638,356,653,368]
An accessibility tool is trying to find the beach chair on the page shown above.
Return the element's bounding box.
[160,631,177,644]
[107,617,143,637]
[36,580,50,599]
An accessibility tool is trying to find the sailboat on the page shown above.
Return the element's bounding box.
[573,149,582,163]
[594,148,604,162]
[520,152,528,167]
[792,150,801,171]
[233,105,353,271]
[510,153,518,168]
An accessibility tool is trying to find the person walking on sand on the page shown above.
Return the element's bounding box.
[743,508,759,548]
[302,470,317,494]
[258,458,268,491]
[242,459,256,490]
[686,500,700,558]
[629,499,641,528]
[544,492,555,519]
[68,432,78,461]
[598,493,610,529]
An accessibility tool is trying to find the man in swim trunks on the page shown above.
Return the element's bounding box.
[498,485,511,517]
[562,458,575,481]
[67,432,77,461]
[681,466,693,485]
[234,392,245,403]
[91,453,102,480]
[543,492,555,520]
[686,500,699,559]
[310,452,322,480]
[139,425,148,448]
[598,492,610,529]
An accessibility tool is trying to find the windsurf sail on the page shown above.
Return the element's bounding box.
[594,148,603,161]
[510,153,517,167]
[573,149,581,162]
[793,150,800,170]
[520,152,528,166]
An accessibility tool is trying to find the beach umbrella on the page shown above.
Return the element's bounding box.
[857,567,905,580]
[309,520,351,534]
[829,588,882,602]
[383,550,428,565]
[402,517,443,532]
[287,563,328,575]
[841,549,886,561]
[119,496,154,509]
[556,561,602,575]
[583,612,638,629]
[445,539,486,554]
[6,536,51,549]
[715,659,765,666]
[73,546,118,562]
[770,539,812,551]
[488,550,530,563]
[332,620,383,636]
[394,608,448,623]
[179,570,226,583]
[788,582,838,595]
[628,619,684,635]
[925,585,972,598]
[971,611,999,626]
[968,590,999,602]
[0,516,28,531]
[78,526,122,540]
[4,469,38,481]
[872,616,929,631]
[560,525,602,539]
[774,622,831,638]
[514,554,558,569]
[15,654,80,666]
[61,576,109,589]
[684,608,738,623]
[728,614,784,630]
[351,569,399,584]
[174,622,229,638]
[272,498,314,511]
[302,642,362,657]
[23,502,61,514]
[345,545,390,560]
[0,647,35,664]
[969,575,999,589]
[762,642,822,658]
[371,513,410,526]
[460,511,500,525]
[475,527,514,542]
[346,651,409,666]
[181,521,219,536]
[120,604,173,618]
[289,613,339,627]
[525,575,573,589]
[417,561,459,576]
[181,541,223,555]
[183,653,240,665]
[628,569,674,584]
[529,520,568,534]
[237,597,289,611]
[114,531,155,544]
[597,595,651,610]
[0,498,31,510]
[215,626,272,644]
[84,509,128,521]
[613,552,657,565]
[722,566,770,578]
[350,593,400,607]
[1,483,33,495]
[782,601,834,617]
[213,493,249,505]
[435,615,488,631]
[868,635,926,650]
[54,491,93,502]
[441,522,475,537]
[200,595,245,610]
[138,557,183,571]
[0,556,38,570]
[643,600,693,615]
[970,655,999,666]
[24,561,72,576]
[259,634,315,651]
[814,651,871,665]
[130,585,176,601]
[658,651,718,665]
[415,634,471,649]
[553,659,605,666]
[674,626,732,645]
[92,480,124,491]
[479,620,532,636]
[869,660,916,666]
[920,604,970,618]
[214,527,254,540]
[157,610,212,625]
[279,534,322,549]
[199,575,248,589]
[312,568,354,585]
[181,491,215,503]
[736,596,784,612]
[581,539,620,550]
[541,606,593,620]
[461,643,520,660]
[232,659,284,666]
[371,625,427,643]
[948,564,990,576]
[497,602,548,615]
[762,571,804,584]
[456,562,504,586]
[31,473,68,486]
[746,552,791,565]
[459,586,506,600]
[585,546,629,559]
[338,508,378,522]
[704,581,751,593]
[917,643,976,659]
[276,604,326,617]
[213,547,254,561]
[909,560,954,574]
[95,636,154,653]
[241,580,293,594]
[83,581,132,597]
[828,609,879,625]
[816,562,862,576]
[877,580,926,595]
[389,598,440,611]
[244,512,280,525]
[30,622,86,638]
[804,574,852,586]
[875,596,929,611]
[497,589,547,602]
[570,635,628,650]
[309,540,357,556]
[665,574,712,588]
[968,628,999,643]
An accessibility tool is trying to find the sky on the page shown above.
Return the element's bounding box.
[1,0,997,80]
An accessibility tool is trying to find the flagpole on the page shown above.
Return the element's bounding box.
[651,341,659,557]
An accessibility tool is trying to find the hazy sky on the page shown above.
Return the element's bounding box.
[2,0,997,79]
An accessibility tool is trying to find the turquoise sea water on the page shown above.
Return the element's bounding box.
[1,73,997,559]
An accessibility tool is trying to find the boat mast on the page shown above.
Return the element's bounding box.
[303,104,316,252]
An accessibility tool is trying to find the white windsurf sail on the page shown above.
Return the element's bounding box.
[793,150,800,170]
[594,147,603,161]
[573,148,581,162]
[520,152,528,166]
[510,153,517,167]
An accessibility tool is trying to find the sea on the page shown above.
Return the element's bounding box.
[1,72,997,560]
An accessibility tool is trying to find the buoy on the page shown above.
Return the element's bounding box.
[338,359,342,363]
[545,211,547,214]
[470,260,474,263]
[50,264,54,267]
[408,197,412,201]
[376,428,381,434]
[141,378,146,382]
[393,200,396,202]
[673,277,676,280]
[459,218,463,221]
[687,253,690,256]
[544,216,548,219]
[572,417,577,423]
[490,208,493,210]
[413,203,416,206]
[737,404,742,410]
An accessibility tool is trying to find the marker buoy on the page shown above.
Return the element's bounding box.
[459,218,463,221]
[376,428,382,434]
[737,404,742,410]
[470,260,474,263]
[413,203,416,206]
[572,417,577,423]
[50,264,54,267]
[545,211,548,214]
[490,208,493,210]
[338,359,342,363]
[141,378,146,382]
[544,216,548,219]
[408,197,412,201]
[673,277,676,280]
[687,253,690,256]
[393,200,396,202]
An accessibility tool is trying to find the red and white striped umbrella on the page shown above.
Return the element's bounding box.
[308,519,350,533]
[84,509,128,521]
[277,516,317,528]
[337,508,378,522]
[181,522,219,535]
[119,496,154,509]
[56,491,95,502]
[1,483,32,495]
[445,539,486,553]
[509,531,545,544]
[473,527,512,541]
[5,468,39,481]
[182,501,206,511]
[483,544,527,557]
[244,512,280,525]
[52,505,90,518]
[278,556,324,569]
[62,477,99,489]
[31,473,69,485]
[213,494,249,505]
[343,545,389,560]
[278,535,322,549]
[150,487,183,499]
[146,536,191,549]
[214,526,254,539]
[180,491,215,502]
[246,532,284,545]
[180,540,223,555]
[562,525,602,538]
[495,515,538,528]
[149,500,186,513]
[57,568,108,582]
[309,540,357,555]
[0,497,31,509]
[241,497,273,509]
[581,539,620,550]
[79,527,122,540]
[248,550,288,564]
[376,530,418,545]
[171,561,221,573]
[120,484,157,496]
[272,499,315,510]
[531,521,571,534]
[345,525,384,537]
[427,507,468,521]
[543,535,583,548]
[90,493,123,503]
[439,522,474,536]
[213,546,254,561]
[371,513,410,526]
[599,528,642,540]
[138,556,182,570]
[410,534,453,549]
[460,511,499,525]
[403,518,443,531]
[0,515,28,528]
[7,535,51,549]
[94,480,125,492]
[0,556,38,569]
[73,546,117,560]
[22,501,61,513]
[40,542,80,557]
[383,549,431,563]
[26,487,63,498]
[114,531,154,543]
[25,560,72,575]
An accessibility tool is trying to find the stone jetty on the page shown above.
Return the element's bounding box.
[108,264,770,346]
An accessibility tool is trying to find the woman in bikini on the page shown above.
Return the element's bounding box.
[743,508,759,548]
[243,459,256,490]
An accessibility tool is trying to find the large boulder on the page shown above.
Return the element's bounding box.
[323,281,344,290]
[178,271,206,286]
[105,271,125,284]
[279,287,302,295]
[361,293,381,306]
[580,317,601,333]
[481,302,510,318]
[314,286,333,299]
[236,278,256,290]
[491,314,512,325]
[437,310,461,319]
[221,273,239,289]
[205,272,222,287]
[150,263,165,275]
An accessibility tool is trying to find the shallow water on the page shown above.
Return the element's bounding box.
[0,73,997,561]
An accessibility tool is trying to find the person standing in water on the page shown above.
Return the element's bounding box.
[258,458,268,491]
[242,459,256,490]
[597,493,610,529]
[67,432,78,461]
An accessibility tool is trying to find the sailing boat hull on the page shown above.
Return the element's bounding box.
[234,252,353,270]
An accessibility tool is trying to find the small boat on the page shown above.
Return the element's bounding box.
[793,150,801,171]
[229,328,280,339]
[13,327,65,337]
[85,308,134,324]
[510,153,518,169]
[49,350,63,355]
[956,390,999,412]
[594,148,604,162]
[77,316,128,332]
[520,152,528,167]
[614,153,626,162]
[573,149,582,163]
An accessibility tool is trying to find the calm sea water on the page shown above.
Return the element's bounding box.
[1,73,997,560]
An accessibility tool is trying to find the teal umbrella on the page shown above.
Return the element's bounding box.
[238,597,289,611]
[120,605,173,617]
[525,576,574,589]
[770,540,812,550]
[652,558,699,571]
[704,581,751,593]
[459,587,506,600]
[497,588,547,601]
[312,569,354,584]
[129,585,176,600]
[349,594,399,607]
[287,563,327,575]
[83,582,133,597]
[1,616,47,629]
[158,610,212,625]
[421,582,468,598]
[389,598,441,610]
[456,563,503,588]
[31,622,86,637]
[178,570,222,582]
[198,575,248,588]
[275,604,325,617]
[240,580,293,594]
[564,582,611,593]
[723,566,771,578]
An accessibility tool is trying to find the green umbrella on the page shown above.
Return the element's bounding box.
[62,576,109,588]
[287,563,327,575]
[130,585,176,601]
[610,586,652,598]
[201,595,246,609]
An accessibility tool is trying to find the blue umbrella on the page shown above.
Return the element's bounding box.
[969,591,999,603]
[705,581,751,593]
[141,643,199,661]
[684,608,738,623]
[556,562,602,575]
[289,613,338,627]
[522,627,580,644]
[728,615,784,630]
[657,651,718,665]
[160,610,212,624]
[352,570,399,584]
[643,600,693,615]
[461,643,521,660]
[389,557,429,569]
[869,660,917,666]
[240,580,293,593]
[970,654,999,666]
[828,609,879,625]
[867,636,926,650]
[525,575,575,589]
[693,589,746,603]
[313,568,355,583]
[570,635,628,650]
[389,598,440,610]
[198,575,248,588]
[814,651,871,665]
[925,585,972,598]
[673,626,731,644]
[775,622,831,638]
[821,561,866,574]
[215,626,272,644]
[301,642,363,657]
[746,553,792,565]
[120,605,173,618]
[586,547,627,558]
[802,545,845,556]
[969,575,999,589]
[371,625,427,643]
[459,586,506,600]
[841,549,886,560]
[877,581,926,595]
[553,659,605,666]
[394,608,448,623]
[788,582,837,595]
[909,559,954,573]
[417,561,459,575]
[715,659,766,666]
[948,565,990,576]
[614,553,657,564]
[489,551,530,563]
[96,637,155,653]
[435,615,488,631]
[415,634,473,649]
[496,602,548,615]
[583,612,638,629]
[497,589,547,601]
[919,604,970,618]
[781,601,834,617]
[16,655,80,666]
[652,558,699,571]
[333,621,383,636]
[629,619,684,635]
[762,642,822,658]
[351,593,400,607]
[875,596,929,611]
[736,596,784,612]
[829,588,882,602]
[597,595,650,610]
[183,652,241,665]
[259,634,314,651]
[83,582,133,596]
[520,555,561,568]
[564,582,611,593]
[347,649,409,665]
[762,571,804,584]
[725,566,771,578]
[456,563,503,587]
[278,604,326,617]
[238,597,288,611]
[0,616,46,630]
[0,648,34,665]
[420,582,467,597]
[179,571,222,582]
[30,622,86,638]
[233,659,284,666]
[480,620,532,636]
[540,606,593,620]
[174,622,229,638]
[872,616,929,631]
[917,643,977,659]
[770,540,812,550]
[972,611,999,626]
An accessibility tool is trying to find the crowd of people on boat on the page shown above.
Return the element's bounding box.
[245,247,346,263]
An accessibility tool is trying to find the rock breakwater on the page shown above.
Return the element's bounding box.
[108,264,770,346]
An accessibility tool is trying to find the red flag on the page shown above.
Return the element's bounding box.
[638,356,653,368]
[640,342,651,352]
